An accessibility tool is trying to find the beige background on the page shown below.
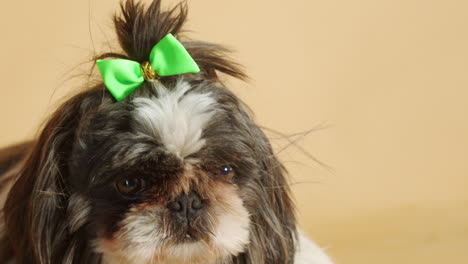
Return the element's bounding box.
[1,0,468,263]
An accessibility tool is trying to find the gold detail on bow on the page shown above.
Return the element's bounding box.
[140,61,158,81]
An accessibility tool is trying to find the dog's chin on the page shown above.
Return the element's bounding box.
[96,184,251,264]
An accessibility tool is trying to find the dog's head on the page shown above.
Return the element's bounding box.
[3,1,297,263]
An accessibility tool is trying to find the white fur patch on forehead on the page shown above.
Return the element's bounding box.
[133,79,217,158]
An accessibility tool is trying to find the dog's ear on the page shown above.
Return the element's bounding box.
[3,89,103,264]
[239,124,298,263]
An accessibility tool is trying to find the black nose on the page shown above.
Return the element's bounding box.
[167,191,204,222]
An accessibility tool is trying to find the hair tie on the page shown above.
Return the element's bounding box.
[96,33,200,101]
[140,61,157,81]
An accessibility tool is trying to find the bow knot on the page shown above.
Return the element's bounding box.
[96,34,200,101]
[140,61,157,81]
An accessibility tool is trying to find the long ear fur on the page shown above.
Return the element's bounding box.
[244,129,298,263]
[0,142,32,178]
[2,88,105,264]
[0,142,32,261]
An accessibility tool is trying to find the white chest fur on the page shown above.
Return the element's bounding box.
[295,231,333,264]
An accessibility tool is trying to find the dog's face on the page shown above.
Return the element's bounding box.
[1,1,298,263]
[69,79,257,263]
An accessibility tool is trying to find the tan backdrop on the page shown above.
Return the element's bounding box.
[1,0,467,263]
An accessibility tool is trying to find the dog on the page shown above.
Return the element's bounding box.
[0,0,332,263]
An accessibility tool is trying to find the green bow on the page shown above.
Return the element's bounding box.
[96,34,200,101]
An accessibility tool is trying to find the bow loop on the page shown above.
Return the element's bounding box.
[149,34,200,77]
[96,34,200,101]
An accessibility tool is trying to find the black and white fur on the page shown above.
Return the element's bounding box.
[0,1,332,263]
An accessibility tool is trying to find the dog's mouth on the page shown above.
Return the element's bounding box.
[169,222,212,244]
[97,183,251,264]
[181,229,202,242]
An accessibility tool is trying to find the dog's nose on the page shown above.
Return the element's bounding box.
[167,191,204,222]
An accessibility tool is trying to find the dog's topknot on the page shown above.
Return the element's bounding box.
[97,0,247,81]
[115,0,187,62]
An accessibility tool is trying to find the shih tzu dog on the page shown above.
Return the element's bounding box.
[0,0,332,263]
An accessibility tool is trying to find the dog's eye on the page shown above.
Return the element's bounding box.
[219,165,235,179]
[220,166,234,175]
[115,177,145,196]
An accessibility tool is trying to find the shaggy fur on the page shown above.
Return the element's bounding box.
[0,1,332,263]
